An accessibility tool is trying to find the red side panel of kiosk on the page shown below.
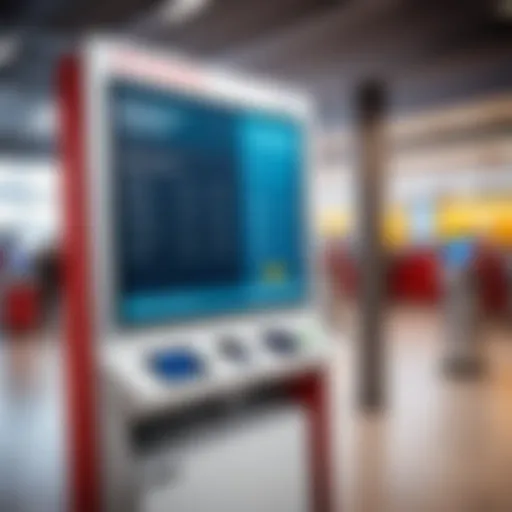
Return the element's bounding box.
[59,55,101,512]
[290,372,334,512]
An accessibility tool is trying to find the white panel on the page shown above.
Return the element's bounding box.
[142,405,309,512]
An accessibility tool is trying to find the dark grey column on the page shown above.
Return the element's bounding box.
[355,80,388,411]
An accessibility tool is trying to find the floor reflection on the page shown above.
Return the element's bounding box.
[0,339,65,512]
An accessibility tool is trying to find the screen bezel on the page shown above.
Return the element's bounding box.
[83,38,319,346]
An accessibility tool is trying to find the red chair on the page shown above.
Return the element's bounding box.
[3,281,41,335]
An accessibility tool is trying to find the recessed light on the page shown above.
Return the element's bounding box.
[160,0,212,24]
[496,0,512,19]
[0,35,20,68]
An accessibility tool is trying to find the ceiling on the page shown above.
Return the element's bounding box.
[1,0,512,129]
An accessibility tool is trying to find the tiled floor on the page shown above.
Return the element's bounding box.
[1,306,512,511]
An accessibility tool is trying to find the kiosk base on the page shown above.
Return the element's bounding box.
[103,371,332,512]
[139,402,309,512]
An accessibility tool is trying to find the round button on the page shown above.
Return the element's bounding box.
[264,329,300,357]
[149,347,205,383]
[218,337,251,364]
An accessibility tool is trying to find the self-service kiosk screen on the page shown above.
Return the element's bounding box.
[109,81,308,326]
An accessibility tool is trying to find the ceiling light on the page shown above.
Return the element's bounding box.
[159,0,212,24]
[496,0,512,19]
[0,35,20,68]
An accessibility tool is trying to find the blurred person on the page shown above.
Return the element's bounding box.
[2,240,41,392]
[34,241,61,331]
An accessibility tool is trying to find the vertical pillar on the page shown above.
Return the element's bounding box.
[355,80,388,410]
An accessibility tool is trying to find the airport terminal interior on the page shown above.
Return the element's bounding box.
[1,1,512,511]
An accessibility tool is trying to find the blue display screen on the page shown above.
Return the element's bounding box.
[109,82,308,326]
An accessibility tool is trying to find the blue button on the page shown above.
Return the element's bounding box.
[149,347,205,382]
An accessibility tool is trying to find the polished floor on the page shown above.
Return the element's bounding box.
[0,337,65,512]
[332,306,512,512]
[1,307,512,511]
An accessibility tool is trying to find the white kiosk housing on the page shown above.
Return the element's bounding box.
[59,38,334,512]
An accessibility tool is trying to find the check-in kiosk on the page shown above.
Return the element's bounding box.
[59,39,333,512]
[441,238,484,376]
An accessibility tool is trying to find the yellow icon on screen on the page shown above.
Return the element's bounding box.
[263,262,287,283]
